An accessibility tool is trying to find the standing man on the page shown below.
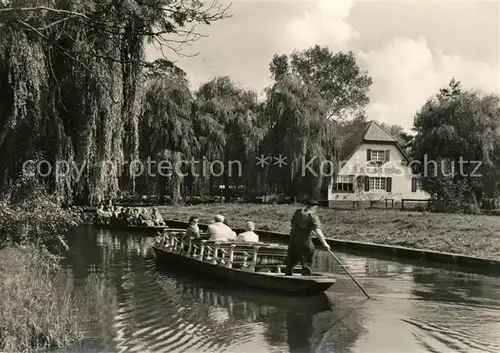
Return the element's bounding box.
[285,199,330,276]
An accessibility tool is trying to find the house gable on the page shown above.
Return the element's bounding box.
[365,121,398,142]
[329,120,429,203]
[336,120,410,163]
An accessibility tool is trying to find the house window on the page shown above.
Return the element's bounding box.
[333,175,354,193]
[369,177,386,190]
[367,149,389,163]
[360,176,392,192]
[411,177,423,192]
[371,150,385,162]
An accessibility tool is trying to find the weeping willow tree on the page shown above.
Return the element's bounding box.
[138,60,197,204]
[225,107,266,199]
[192,77,264,200]
[260,76,338,200]
[0,0,228,204]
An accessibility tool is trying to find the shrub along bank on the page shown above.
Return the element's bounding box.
[159,204,500,259]
[0,179,102,352]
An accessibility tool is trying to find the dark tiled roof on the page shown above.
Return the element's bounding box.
[336,121,370,160]
[335,120,407,161]
[365,121,398,142]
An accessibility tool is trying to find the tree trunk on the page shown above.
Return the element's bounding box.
[158,174,165,204]
[223,164,230,202]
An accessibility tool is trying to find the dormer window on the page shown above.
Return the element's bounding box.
[367,149,390,163]
[371,150,385,162]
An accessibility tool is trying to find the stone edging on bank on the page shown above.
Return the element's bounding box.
[163,219,500,270]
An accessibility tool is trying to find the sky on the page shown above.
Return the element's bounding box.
[145,0,499,131]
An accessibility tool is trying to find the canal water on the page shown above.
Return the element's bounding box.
[57,226,500,353]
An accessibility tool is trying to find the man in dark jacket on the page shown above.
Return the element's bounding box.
[284,199,330,276]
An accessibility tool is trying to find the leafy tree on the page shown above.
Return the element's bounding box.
[269,54,289,81]
[379,122,412,148]
[411,79,500,212]
[270,45,372,121]
[351,110,368,124]
[0,175,81,248]
[262,45,373,200]
[0,0,228,204]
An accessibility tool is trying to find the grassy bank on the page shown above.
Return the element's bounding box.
[0,246,99,352]
[0,179,105,352]
[159,204,500,259]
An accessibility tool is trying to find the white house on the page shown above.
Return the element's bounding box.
[328,121,429,207]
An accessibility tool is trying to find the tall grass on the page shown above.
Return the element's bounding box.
[0,177,107,352]
[0,246,82,352]
[0,246,109,352]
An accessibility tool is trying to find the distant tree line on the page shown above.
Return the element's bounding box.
[1,2,499,212]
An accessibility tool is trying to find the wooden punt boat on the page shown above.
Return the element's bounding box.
[152,230,336,295]
[93,221,169,233]
[156,265,334,314]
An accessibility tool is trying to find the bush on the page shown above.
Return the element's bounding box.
[0,177,82,247]
[0,177,102,352]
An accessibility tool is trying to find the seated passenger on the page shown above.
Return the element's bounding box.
[118,208,128,224]
[95,204,106,223]
[127,208,141,226]
[206,215,236,242]
[122,208,131,222]
[111,206,121,223]
[236,221,259,243]
[139,208,155,226]
[151,208,165,226]
[185,216,200,238]
[100,206,113,224]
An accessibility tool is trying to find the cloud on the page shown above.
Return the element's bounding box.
[280,2,498,131]
[358,37,499,130]
[285,0,358,50]
[145,1,498,132]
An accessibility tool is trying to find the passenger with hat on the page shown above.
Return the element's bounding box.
[284,199,330,276]
[206,214,237,242]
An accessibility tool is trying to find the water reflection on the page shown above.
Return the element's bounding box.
[324,253,500,353]
[57,226,500,353]
[153,268,343,353]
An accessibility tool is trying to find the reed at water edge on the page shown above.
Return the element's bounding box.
[0,178,113,352]
[0,245,107,352]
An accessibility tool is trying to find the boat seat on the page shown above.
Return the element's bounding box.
[254,263,286,268]
[254,264,304,274]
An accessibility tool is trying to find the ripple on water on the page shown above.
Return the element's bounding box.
[404,313,500,353]
[105,267,263,353]
[56,231,500,353]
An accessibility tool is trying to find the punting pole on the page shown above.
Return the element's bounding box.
[326,248,370,299]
